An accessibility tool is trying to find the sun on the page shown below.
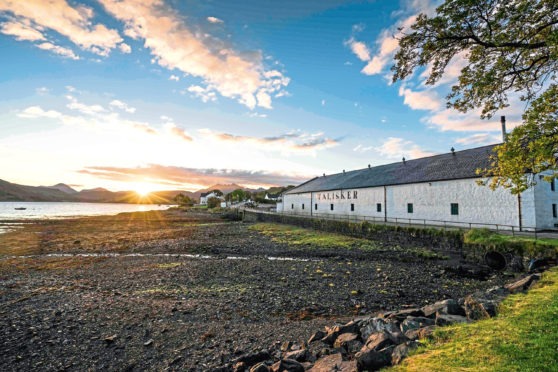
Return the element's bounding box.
[133,183,155,196]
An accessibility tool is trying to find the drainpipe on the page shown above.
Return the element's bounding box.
[384,186,387,222]
[310,192,313,217]
[517,193,522,232]
[501,116,507,142]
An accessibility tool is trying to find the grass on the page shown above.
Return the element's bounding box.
[464,228,558,257]
[389,267,558,372]
[249,223,448,259]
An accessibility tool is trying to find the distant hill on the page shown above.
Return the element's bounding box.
[193,184,263,198]
[0,179,78,202]
[44,183,78,194]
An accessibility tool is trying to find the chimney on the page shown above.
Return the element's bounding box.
[501,116,507,142]
[368,164,371,169]
[451,147,455,155]
[402,157,406,164]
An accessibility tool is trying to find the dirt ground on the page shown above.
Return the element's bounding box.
[0,209,511,371]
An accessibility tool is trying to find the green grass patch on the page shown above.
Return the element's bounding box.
[249,223,447,259]
[464,228,558,258]
[389,267,558,372]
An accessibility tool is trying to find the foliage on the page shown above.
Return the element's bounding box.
[464,228,558,258]
[206,196,222,209]
[393,0,558,191]
[211,189,224,197]
[477,85,558,193]
[228,188,247,202]
[173,193,194,206]
[389,267,558,372]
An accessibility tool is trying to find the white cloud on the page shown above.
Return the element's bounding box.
[248,112,267,118]
[109,99,136,114]
[376,137,436,160]
[186,85,217,103]
[66,96,105,115]
[36,87,50,95]
[206,16,223,24]
[98,0,289,109]
[169,74,180,81]
[164,123,193,142]
[0,0,123,56]
[345,37,371,62]
[398,86,442,111]
[18,106,62,119]
[321,99,325,106]
[456,133,502,146]
[65,85,76,92]
[36,42,79,60]
[118,43,131,53]
[0,19,45,41]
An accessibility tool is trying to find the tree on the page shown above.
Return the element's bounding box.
[230,189,246,202]
[206,196,222,208]
[392,0,558,191]
[174,193,194,206]
[211,189,224,197]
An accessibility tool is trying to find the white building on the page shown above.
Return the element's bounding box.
[278,144,558,231]
[200,191,224,205]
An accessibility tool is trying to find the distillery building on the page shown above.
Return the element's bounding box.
[277,144,557,231]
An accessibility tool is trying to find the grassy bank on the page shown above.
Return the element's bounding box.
[248,223,447,259]
[390,267,558,372]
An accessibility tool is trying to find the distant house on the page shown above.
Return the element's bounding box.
[265,193,280,201]
[200,191,224,205]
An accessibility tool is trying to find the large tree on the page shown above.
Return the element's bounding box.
[392,0,557,193]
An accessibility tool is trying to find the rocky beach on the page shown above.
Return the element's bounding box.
[0,209,516,371]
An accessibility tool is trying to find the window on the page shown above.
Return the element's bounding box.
[302,204,304,210]
[314,203,317,210]
[407,203,413,213]
[351,204,354,212]
[330,204,334,211]
[552,179,555,192]
[553,204,557,218]
[377,203,382,212]
[451,203,459,215]
[291,204,294,209]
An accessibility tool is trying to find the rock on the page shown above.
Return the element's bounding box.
[355,347,391,371]
[309,353,357,372]
[250,363,270,372]
[104,334,117,344]
[391,341,419,365]
[508,256,524,272]
[144,339,153,347]
[234,362,247,372]
[528,258,556,272]
[387,308,424,321]
[281,341,293,352]
[308,331,326,344]
[359,318,400,340]
[283,349,308,362]
[504,274,541,293]
[404,326,436,340]
[386,332,408,345]
[333,333,359,349]
[435,313,472,326]
[270,359,305,372]
[321,322,359,345]
[233,351,272,368]
[363,331,395,351]
[422,299,465,318]
[399,319,421,334]
[463,296,497,320]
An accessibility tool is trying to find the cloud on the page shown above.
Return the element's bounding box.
[118,42,131,53]
[164,123,193,142]
[206,16,224,24]
[0,19,45,41]
[398,86,442,111]
[321,99,325,106]
[66,95,105,115]
[199,129,340,153]
[18,106,62,119]
[456,133,502,146]
[0,0,123,56]
[345,37,370,62]
[109,99,136,113]
[353,144,374,152]
[248,112,267,118]
[36,42,79,59]
[98,0,289,109]
[169,74,180,81]
[77,164,309,188]
[36,86,50,95]
[185,85,217,103]
[376,137,436,160]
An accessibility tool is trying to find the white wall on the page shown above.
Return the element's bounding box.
[533,173,558,229]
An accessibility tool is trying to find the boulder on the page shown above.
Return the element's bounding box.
[399,317,433,334]
[270,359,305,372]
[359,317,400,340]
[333,333,362,354]
[250,363,270,372]
[309,353,357,372]
[363,331,395,352]
[404,326,436,341]
[308,330,326,344]
[422,299,465,318]
[387,308,425,321]
[355,347,391,371]
[232,351,272,368]
[435,313,472,326]
[283,349,308,362]
[321,322,359,345]
[463,296,497,320]
[391,341,419,365]
[504,274,541,293]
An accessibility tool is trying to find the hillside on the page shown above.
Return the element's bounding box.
[0,179,79,202]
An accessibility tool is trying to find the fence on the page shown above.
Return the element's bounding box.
[242,208,546,239]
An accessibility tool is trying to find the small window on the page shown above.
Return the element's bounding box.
[377,203,381,212]
[407,203,413,213]
[552,179,555,191]
[351,204,354,212]
[302,204,304,210]
[330,204,334,211]
[451,203,459,215]
[553,204,557,218]
[314,203,317,210]
[291,204,294,209]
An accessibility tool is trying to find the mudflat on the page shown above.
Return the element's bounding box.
[0,209,508,371]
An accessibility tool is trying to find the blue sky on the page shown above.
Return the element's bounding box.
[0,0,520,192]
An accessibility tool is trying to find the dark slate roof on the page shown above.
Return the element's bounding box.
[285,144,499,195]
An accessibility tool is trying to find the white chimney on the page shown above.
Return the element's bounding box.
[501,116,507,142]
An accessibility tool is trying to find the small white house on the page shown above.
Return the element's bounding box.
[200,191,224,205]
[265,193,280,201]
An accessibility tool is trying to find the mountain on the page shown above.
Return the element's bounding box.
[44,183,78,194]
[0,179,78,202]
[194,184,262,197]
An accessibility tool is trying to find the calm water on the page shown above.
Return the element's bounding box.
[0,202,171,220]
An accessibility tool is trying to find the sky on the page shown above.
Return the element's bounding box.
[0,0,523,193]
